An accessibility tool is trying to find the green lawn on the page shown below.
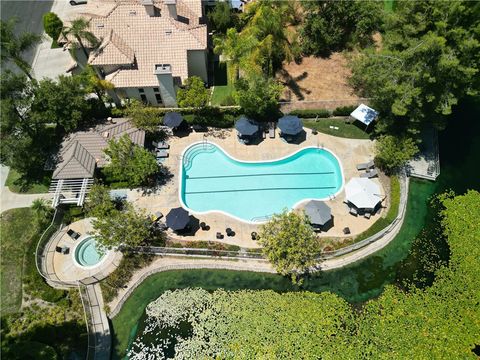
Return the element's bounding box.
[303,118,371,139]
[5,169,51,194]
[210,61,236,106]
[0,208,38,315]
[384,0,396,12]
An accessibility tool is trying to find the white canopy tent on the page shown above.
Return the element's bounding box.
[350,104,378,129]
[345,177,383,210]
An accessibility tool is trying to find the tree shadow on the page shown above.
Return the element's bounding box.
[278,69,311,101]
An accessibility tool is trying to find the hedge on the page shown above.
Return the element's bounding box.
[287,109,331,118]
[332,105,357,116]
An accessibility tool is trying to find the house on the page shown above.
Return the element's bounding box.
[49,118,145,207]
[63,0,208,107]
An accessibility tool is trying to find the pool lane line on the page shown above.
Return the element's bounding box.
[185,171,335,180]
[184,186,337,194]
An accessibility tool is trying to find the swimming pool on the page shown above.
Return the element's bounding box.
[180,142,344,222]
[74,237,105,267]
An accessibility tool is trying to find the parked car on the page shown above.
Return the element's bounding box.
[70,0,87,5]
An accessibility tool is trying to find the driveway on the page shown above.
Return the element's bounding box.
[31,0,88,80]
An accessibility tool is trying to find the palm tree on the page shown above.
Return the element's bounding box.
[0,18,41,80]
[63,18,99,61]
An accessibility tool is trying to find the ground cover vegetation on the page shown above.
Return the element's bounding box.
[127,191,480,359]
[0,205,87,358]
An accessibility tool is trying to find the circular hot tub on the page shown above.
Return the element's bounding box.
[74,236,106,268]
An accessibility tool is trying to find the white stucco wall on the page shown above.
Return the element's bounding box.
[156,73,177,107]
[187,50,208,82]
[119,87,164,106]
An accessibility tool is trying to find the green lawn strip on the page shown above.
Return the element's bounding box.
[0,208,37,315]
[5,169,51,194]
[303,118,370,139]
[211,84,235,106]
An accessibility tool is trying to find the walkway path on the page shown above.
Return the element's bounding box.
[0,166,50,213]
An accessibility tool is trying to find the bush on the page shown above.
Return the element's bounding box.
[177,76,210,108]
[332,105,357,116]
[43,12,63,41]
[288,109,331,118]
[100,253,154,303]
[375,135,419,173]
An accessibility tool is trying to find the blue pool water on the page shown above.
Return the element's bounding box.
[74,237,105,267]
[180,143,344,222]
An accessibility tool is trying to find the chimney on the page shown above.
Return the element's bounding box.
[154,64,177,107]
[141,0,156,17]
[165,0,177,20]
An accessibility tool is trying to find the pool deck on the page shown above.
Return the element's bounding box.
[47,218,122,283]
[129,127,388,249]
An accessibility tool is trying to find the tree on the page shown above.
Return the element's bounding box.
[208,1,236,34]
[84,184,115,218]
[300,0,383,57]
[176,76,209,108]
[125,99,161,133]
[79,65,115,105]
[374,135,418,172]
[43,12,63,42]
[0,18,41,79]
[350,0,480,135]
[103,134,158,187]
[259,210,320,284]
[91,203,152,249]
[233,75,282,121]
[62,17,99,60]
[30,75,94,133]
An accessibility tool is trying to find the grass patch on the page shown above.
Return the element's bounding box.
[211,62,236,106]
[303,118,370,139]
[384,0,396,12]
[5,169,51,194]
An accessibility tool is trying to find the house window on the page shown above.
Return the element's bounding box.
[153,87,160,93]
[138,88,145,94]
[155,93,162,104]
[140,94,147,103]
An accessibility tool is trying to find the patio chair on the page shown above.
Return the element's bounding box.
[156,141,170,149]
[251,231,258,240]
[356,160,375,170]
[349,207,358,216]
[269,127,275,138]
[360,169,378,178]
[364,212,371,219]
[153,211,163,222]
[60,246,70,255]
[343,227,351,235]
[67,229,80,240]
[55,246,63,253]
[226,228,235,237]
[156,149,169,158]
[216,232,224,239]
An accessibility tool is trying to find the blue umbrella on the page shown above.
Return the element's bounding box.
[278,115,303,135]
[235,116,259,136]
[166,207,190,230]
[163,112,184,129]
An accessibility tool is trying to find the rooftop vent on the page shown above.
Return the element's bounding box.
[154,64,172,75]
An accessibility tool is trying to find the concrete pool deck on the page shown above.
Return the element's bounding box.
[129,126,388,249]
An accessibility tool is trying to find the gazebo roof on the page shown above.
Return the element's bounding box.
[350,104,378,126]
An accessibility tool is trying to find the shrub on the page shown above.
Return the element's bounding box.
[177,76,210,108]
[288,109,331,118]
[332,105,357,116]
[43,12,63,41]
[375,135,419,173]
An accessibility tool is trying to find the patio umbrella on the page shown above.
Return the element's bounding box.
[304,200,332,226]
[345,177,382,210]
[235,116,258,136]
[166,207,190,231]
[278,115,303,135]
[163,112,184,129]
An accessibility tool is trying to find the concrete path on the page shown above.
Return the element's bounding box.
[0,166,51,213]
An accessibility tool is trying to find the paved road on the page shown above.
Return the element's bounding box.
[1,0,54,70]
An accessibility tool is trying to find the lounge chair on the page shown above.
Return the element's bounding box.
[364,212,371,219]
[156,149,169,158]
[356,160,375,170]
[67,229,80,240]
[153,211,163,222]
[269,127,275,138]
[349,207,358,216]
[153,141,169,149]
[360,169,378,178]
